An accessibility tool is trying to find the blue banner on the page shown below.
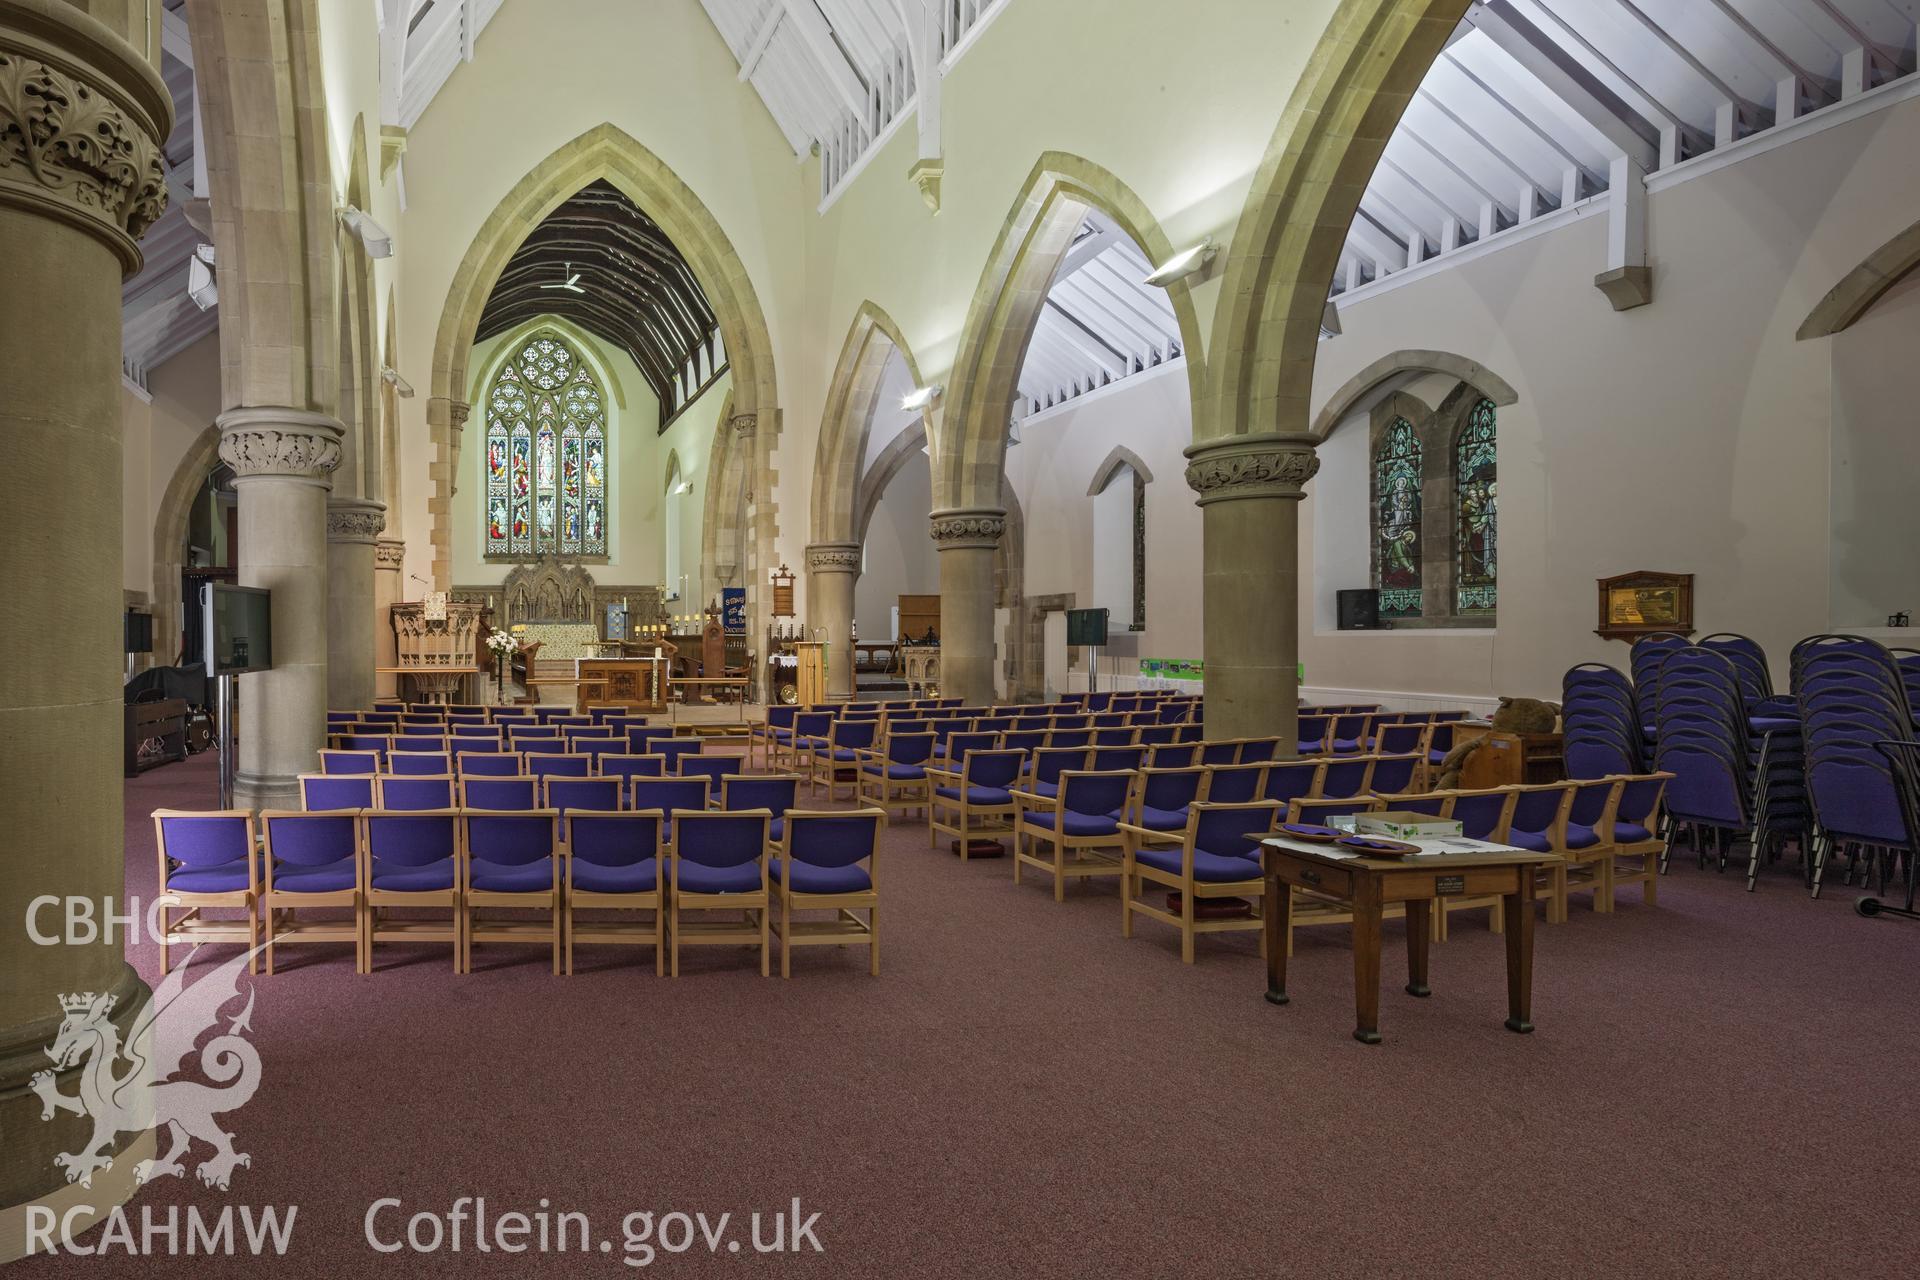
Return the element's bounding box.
[721,587,746,634]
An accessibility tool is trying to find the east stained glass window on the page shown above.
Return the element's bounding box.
[1455,398,1497,614]
[1374,416,1423,620]
[483,332,608,558]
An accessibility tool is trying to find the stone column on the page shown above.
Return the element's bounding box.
[220,408,344,810]
[0,2,172,1253]
[806,542,861,701]
[1184,435,1320,746]
[373,537,406,696]
[932,508,1005,705]
[326,498,386,712]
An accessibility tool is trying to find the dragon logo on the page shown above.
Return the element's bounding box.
[31,945,264,1191]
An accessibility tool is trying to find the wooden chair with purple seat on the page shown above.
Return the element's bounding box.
[1012,769,1138,901]
[854,731,937,821]
[563,811,667,976]
[668,810,773,977]
[1120,800,1282,963]
[926,747,1026,860]
[260,810,363,974]
[152,809,261,975]
[770,809,887,978]
[460,810,563,975]
[1606,772,1673,908]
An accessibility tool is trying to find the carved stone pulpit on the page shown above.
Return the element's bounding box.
[389,601,487,701]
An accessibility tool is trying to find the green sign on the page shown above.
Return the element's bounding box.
[1139,658,1203,682]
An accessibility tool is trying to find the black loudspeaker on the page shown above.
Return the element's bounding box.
[1336,589,1379,631]
[124,610,154,654]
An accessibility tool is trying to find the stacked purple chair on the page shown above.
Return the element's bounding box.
[1791,635,1918,914]
[1561,663,1642,779]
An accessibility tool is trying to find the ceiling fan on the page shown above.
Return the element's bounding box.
[540,263,584,294]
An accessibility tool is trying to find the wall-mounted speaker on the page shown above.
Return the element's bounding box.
[1336,589,1379,631]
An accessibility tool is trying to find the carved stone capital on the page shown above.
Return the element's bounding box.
[327,498,387,544]
[217,407,345,485]
[0,16,172,271]
[929,507,1006,551]
[1183,434,1320,505]
[374,537,407,571]
[448,399,471,430]
[730,413,756,437]
[805,542,861,574]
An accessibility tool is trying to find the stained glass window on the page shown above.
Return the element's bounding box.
[1455,398,1497,614]
[482,332,608,558]
[1374,416,1423,620]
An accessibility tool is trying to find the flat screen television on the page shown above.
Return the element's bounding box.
[1065,607,1109,648]
[202,583,273,675]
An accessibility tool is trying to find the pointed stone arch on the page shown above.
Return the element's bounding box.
[1309,349,1519,441]
[934,152,1206,515]
[812,301,927,545]
[1200,0,1472,446]
[1181,0,1471,739]
[1797,216,1920,340]
[426,123,780,595]
[1085,445,1155,497]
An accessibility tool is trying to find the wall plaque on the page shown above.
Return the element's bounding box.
[1435,874,1467,896]
[1595,571,1694,642]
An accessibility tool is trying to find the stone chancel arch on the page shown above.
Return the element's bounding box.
[426,123,782,609]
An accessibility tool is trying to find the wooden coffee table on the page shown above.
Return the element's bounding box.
[1260,836,1556,1044]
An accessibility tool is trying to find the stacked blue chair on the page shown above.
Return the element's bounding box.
[1791,635,1918,907]
[1630,632,1690,757]
[1654,646,1808,888]
[1561,663,1642,779]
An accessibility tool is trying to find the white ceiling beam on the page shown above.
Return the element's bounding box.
[739,4,786,81]
[1041,302,1131,378]
[1378,153,1483,229]
[1345,212,1409,276]
[1444,50,1606,188]
[380,0,407,127]
[1053,273,1166,361]
[1461,2,1659,169]
[1055,222,1118,281]
[461,0,476,63]
[1602,0,1764,130]
[1702,0,1838,107]
[781,0,871,119]
[1803,0,1908,77]
[160,6,193,67]
[1506,0,1701,159]
[1413,88,1552,208]
[1396,120,1518,222]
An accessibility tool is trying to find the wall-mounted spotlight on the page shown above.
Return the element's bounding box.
[381,365,415,398]
[338,205,394,258]
[1143,238,1216,287]
[673,480,694,495]
[187,242,217,311]
[900,384,943,412]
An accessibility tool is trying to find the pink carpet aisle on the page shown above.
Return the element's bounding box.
[17,746,1920,1278]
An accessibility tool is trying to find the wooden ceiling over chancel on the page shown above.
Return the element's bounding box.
[476,181,725,428]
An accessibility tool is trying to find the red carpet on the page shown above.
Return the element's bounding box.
[14,748,1920,1277]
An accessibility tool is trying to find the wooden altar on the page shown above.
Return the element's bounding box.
[575,641,677,713]
[389,600,487,702]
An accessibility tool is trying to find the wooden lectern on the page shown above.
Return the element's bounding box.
[793,641,826,707]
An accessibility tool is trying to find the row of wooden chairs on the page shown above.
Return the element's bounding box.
[1110,772,1674,964]
[153,806,885,979]
[300,768,804,815]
